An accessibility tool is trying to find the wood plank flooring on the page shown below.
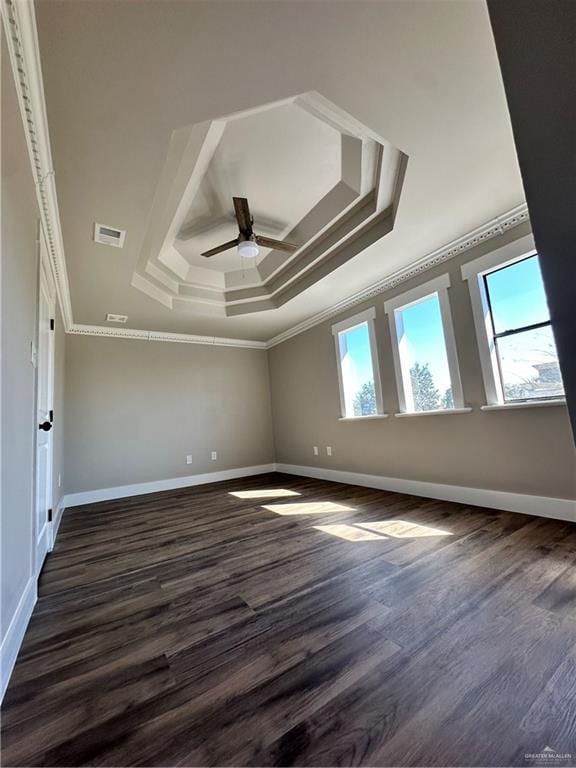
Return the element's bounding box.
[2,473,576,767]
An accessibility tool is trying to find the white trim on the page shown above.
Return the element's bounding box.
[1,0,73,330]
[331,307,384,419]
[386,303,408,411]
[67,324,268,350]
[437,282,465,410]
[61,464,277,507]
[461,233,536,281]
[338,414,389,422]
[0,578,37,703]
[383,273,451,314]
[331,307,376,336]
[395,407,472,418]
[461,234,538,405]
[276,464,576,523]
[35,232,56,573]
[384,273,465,413]
[481,399,567,412]
[267,204,529,348]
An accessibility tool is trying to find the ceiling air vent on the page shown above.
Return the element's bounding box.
[106,313,128,323]
[94,222,126,248]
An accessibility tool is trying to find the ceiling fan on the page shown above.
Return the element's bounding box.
[201,197,298,259]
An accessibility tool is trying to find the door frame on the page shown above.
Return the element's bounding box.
[34,226,56,573]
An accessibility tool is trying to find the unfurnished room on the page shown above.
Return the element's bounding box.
[1,0,576,766]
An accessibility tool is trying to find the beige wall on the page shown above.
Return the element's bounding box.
[63,335,275,494]
[1,30,38,632]
[269,223,576,500]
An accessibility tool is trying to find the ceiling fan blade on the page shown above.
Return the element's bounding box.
[201,238,238,258]
[256,235,299,253]
[233,197,253,234]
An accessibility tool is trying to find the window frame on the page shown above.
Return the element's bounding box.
[331,308,385,420]
[461,234,563,407]
[384,274,465,415]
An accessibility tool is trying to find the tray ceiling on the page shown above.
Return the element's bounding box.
[34,0,525,342]
[133,92,406,317]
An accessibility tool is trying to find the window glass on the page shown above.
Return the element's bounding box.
[484,255,564,402]
[396,294,453,411]
[338,323,377,417]
[496,324,564,401]
[484,256,550,334]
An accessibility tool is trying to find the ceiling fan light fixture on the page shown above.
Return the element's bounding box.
[237,239,259,259]
[201,198,297,258]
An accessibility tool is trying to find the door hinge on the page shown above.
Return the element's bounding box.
[50,318,55,331]
[48,508,53,522]
[49,409,54,423]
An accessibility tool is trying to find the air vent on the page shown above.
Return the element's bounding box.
[106,313,128,323]
[94,223,126,248]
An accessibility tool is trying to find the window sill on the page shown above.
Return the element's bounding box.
[338,414,389,422]
[395,407,473,418]
[481,399,566,412]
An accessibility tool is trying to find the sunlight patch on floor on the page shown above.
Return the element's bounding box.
[314,524,383,542]
[313,519,453,542]
[358,520,453,538]
[263,501,355,515]
[229,489,301,499]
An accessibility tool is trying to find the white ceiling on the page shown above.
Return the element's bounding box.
[35,0,524,342]
[176,103,342,273]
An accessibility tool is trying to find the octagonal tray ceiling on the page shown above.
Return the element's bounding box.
[132,92,407,317]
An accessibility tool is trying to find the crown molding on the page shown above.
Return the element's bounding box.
[67,324,268,350]
[266,202,529,347]
[2,0,73,330]
[5,0,530,353]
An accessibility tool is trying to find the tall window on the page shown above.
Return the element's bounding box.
[385,274,465,414]
[332,308,384,419]
[462,236,564,405]
[483,256,563,402]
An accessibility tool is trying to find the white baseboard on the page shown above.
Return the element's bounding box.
[62,463,277,508]
[0,577,37,703]
[276,463,576,523]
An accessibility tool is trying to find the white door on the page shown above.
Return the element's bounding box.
[35,235,56,574]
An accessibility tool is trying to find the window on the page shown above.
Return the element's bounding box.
[384,274,466,415]
[462,235,564,406]
[332,308,384,419]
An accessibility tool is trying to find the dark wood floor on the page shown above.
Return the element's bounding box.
[2,473,576,767]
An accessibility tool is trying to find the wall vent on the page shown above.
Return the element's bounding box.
[94,223,126,248]
[106,313,128,323]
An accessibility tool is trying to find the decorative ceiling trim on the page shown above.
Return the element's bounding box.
[2,0,73,330]
[265,202,529,347]
[133,92,407,317]
[67,204,529,351]
[6,1,530,353]
[68,324,268,350]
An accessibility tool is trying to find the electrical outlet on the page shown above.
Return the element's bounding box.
[313,446,319,456]
[58,474,62,488]
[211,451,217,461]
[326,446,333,456]
[186,455,193,465]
